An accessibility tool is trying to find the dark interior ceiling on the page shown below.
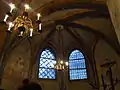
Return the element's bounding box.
[0,0,120,55]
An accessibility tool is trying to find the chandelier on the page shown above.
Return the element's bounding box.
[54,60,69,71]
[54,60,68,90]
[2,3,42,37]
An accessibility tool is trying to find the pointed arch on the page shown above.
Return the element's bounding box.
[38,48,56,79]
[69,49,87,80]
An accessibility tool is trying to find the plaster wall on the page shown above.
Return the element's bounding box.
[0,40,31,90]
[95,39,120,90]
[107,0,120,44]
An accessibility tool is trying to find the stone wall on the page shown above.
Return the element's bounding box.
[107,0,120,44]
[95,39,120,90]
[0,40,31,90]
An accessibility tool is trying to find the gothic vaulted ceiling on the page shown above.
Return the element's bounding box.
[0,0,120,55]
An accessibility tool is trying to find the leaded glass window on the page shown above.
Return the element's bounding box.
[69,50,87,80]
[38,48,56,79]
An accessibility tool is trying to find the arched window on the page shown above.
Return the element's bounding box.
[69,50,87,80]
[38,48,56,79]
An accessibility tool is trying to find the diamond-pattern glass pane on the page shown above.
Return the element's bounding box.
[40,58,56,68]
[69,50,84,60]
[38,48,56,79]
[39,68,56,79]
[70,69,87,80]
[40,49,55,59]
[69,50,87,80]
[69,59,86,69]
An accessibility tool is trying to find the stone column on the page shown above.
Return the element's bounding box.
[107,0,120,44]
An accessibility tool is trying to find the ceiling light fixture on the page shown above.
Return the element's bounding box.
[2,3,42,37]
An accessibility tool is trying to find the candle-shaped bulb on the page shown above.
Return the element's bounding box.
[37,13,41,20]
[62,65,65,69]
[60,60,63,64]
[24,4,30,11]
[9,3,15,13]
[8,22,14,31]
[39,23,42,31]
[65,62,68,66]
[30,28,33,37]
[20,31,23,36]
[4,14,9,22]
